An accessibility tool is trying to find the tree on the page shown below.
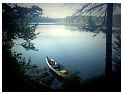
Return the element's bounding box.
[105,3,113,78]
[2,4,44,91]
[73,3,121,79]
[2,3,43,50]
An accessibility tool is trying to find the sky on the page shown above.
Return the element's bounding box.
[18,3,82,18]
[18,3,121,18]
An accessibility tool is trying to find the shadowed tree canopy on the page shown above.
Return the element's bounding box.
[2,3,43,50]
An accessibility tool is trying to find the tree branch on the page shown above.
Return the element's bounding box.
[75,3,106,15]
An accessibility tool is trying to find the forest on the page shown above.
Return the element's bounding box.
[64,14,121,28]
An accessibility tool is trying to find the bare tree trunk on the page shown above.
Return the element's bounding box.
[105,3,113,79]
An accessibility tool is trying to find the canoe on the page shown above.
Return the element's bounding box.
[46,56,69,78]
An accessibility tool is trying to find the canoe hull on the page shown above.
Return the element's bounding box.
[46,57,68,78]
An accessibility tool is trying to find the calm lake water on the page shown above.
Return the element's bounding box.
[12,24,106,80]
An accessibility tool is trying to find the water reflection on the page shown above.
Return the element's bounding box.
[12,25,106,80]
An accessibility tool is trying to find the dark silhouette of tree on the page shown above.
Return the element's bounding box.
[73,3,121,79]
[2,3,43,50]
[2,3,44,91]
[105,3,113,79]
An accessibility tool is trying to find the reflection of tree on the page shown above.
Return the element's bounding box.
[73,3,121,79]
[2,3,43,50]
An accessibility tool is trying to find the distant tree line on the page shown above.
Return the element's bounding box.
[64,14,121,28]
[31,16,64,23]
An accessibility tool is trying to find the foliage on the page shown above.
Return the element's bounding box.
[2,3,49,91]
[64,3,120,32]
[12,52,32,72]
[62,71,81,90]
[20,40,38,51]
[2,46,50,91]
[61,71,120,91]
[2,3,43,50]
[64,14,121,29]
[112,31,121,74]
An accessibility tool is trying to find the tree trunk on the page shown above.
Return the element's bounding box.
[105,3,113,79]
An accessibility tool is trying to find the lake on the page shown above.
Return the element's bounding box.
[12,24,106,80]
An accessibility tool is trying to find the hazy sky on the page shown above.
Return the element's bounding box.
[18,3,121,18]
[18,3,82,18]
